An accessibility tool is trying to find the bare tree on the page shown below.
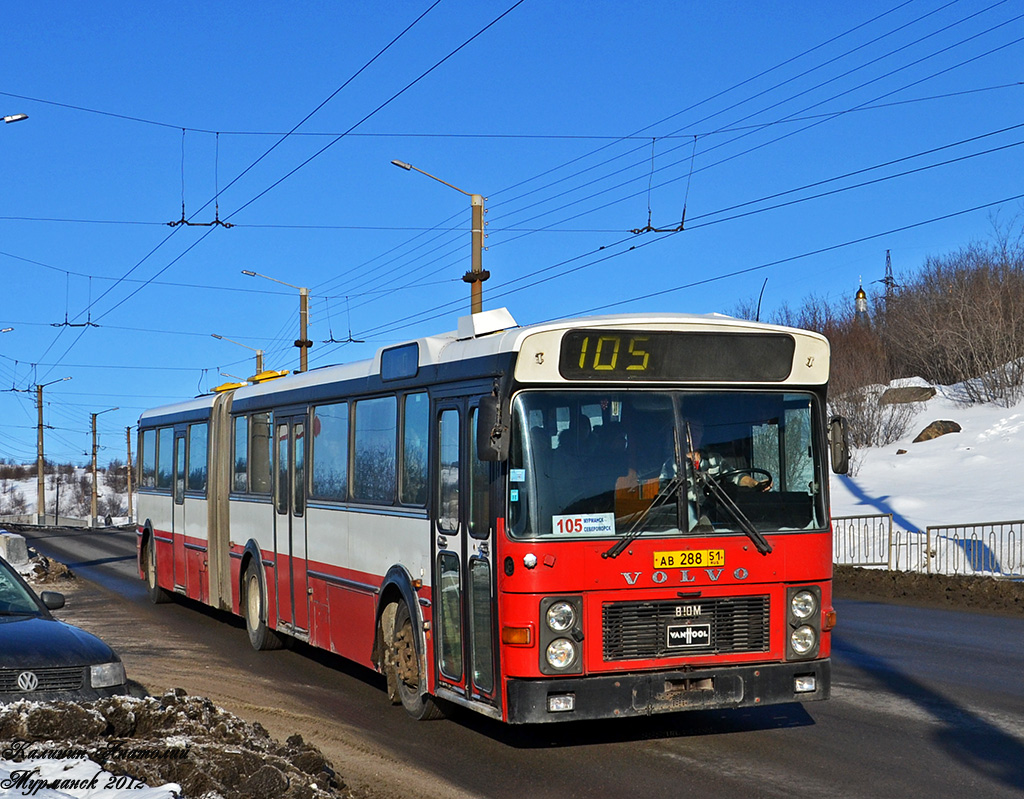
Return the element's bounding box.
[882,238,1024,406]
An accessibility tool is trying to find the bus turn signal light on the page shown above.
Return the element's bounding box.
[823,609,837,631]
[502,626,532,646]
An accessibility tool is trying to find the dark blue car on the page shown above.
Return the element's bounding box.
[0,556,128,702]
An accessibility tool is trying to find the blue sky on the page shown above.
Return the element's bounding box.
[1,0,1022,465]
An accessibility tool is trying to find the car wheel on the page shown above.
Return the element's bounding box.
[244,562,283,651]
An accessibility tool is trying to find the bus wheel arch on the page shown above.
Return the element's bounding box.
[376,568,444,720]
[239,545,283,651]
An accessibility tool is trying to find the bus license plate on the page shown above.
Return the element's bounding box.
[653,549,724,569]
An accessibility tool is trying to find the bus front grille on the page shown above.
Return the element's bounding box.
[602,596,770,661]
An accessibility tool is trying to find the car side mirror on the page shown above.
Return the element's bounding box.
[41,591,65,610]
[828,416,850,475]
[477,395,510,462]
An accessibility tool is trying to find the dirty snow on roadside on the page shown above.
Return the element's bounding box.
[0,692,351,799]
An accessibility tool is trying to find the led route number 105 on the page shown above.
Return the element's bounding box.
[559,331,651,378]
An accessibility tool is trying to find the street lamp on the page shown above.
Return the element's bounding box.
[91,407,119,528]
[391,159,488,314]
[3,113,28,124]
[241,270,311,372]
[212,333,265,374]
[35,376,72,525]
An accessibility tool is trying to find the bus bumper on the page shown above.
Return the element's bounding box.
[505,659,830,724]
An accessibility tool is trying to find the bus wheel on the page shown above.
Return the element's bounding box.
[145,537,170,605]
[244,563,283,651]
[390,600,444,720]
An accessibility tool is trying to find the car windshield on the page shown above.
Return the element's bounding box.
[0,563,43,615]
[507,390,825,540]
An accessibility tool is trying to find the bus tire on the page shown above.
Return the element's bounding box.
[244,562,283,651]
[390,600,444,721]
[145,536,171,605]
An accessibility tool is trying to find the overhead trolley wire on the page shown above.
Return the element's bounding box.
[486,0,968,221]
[337,1,1012,307]
[487,2,1021,238]
[18,0,450,391]
[48,0,526,386]
[312,1,927,304]
[350,190,1024,346]
[487,23,1024,251]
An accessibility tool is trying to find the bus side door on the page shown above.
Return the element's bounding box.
[432,399,497,707]
[172,429,186,590]
[274,413,310,634]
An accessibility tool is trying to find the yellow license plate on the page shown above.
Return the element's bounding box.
[653,549,725,569]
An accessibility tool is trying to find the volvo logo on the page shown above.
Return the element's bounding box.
[621,568,748,586]
[16,671,39,692]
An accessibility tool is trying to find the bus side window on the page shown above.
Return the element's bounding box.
[233,416,248,493]
[188,423,208,493]
[156,427,173,490]
[250,412,273,494]
[141,429,156,488]
[469,407,490,539]
[353,396,397,504]
[400,392,429,506]
[438,409,459,533]
[311,402,348,501]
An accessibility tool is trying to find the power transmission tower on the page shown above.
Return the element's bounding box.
[878,249,900,302]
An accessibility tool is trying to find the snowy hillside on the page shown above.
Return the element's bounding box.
[829,381,1024,531]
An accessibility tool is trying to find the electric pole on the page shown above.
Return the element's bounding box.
[34,377,71,525]
[91,407,118,527]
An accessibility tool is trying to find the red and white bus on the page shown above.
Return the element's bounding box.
[136,308,848,723]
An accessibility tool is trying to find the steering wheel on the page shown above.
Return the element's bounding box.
[719,468,773,490]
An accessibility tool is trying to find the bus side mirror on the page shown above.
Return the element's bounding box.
[477,395,510,462]
[828,416,850,475]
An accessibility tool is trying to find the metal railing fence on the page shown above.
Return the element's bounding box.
[833,514,1024,578]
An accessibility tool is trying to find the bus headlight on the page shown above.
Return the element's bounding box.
[790,625,817,656]
[545,639,577,670]
[539,596,583,674]
[790,590,817,620]
[546,601,576,632]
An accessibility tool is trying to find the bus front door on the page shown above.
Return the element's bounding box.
[274,415,310,634]
[433,401,497,708]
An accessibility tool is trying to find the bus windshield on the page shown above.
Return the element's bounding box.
[507,390,825,540]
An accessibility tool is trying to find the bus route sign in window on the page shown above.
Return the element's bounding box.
[558,329,795,382]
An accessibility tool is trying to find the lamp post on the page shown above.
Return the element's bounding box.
[35,377,72,525]
[241,270,310,372]
[211,333,265,374]
[3,113,28,124]
[391,159,488,314]
[91,407,119,528]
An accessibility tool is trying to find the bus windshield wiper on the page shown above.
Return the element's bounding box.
[693,469,773,556]
[602,472,684,559]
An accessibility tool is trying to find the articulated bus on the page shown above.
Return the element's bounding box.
[136,308,849,724]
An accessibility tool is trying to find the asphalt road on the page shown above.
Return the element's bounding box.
[17,525,1024,799]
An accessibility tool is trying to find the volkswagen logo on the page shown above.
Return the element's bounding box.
[16,671,39,692]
